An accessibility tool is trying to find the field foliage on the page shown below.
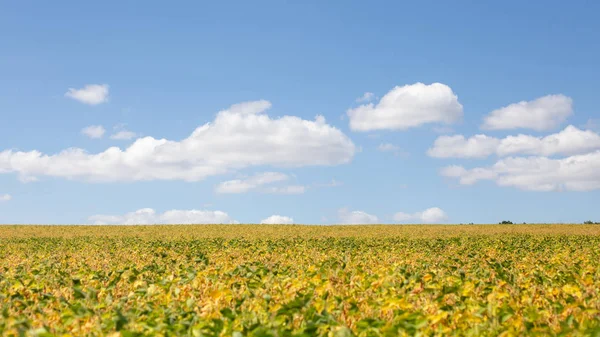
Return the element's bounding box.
[1,225,600,336]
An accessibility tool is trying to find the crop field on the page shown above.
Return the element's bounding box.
[1,225,600,336]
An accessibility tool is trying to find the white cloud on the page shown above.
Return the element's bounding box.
[347,83,463,131]
[356,92,375,103]
[428,126,600,158]
[377,143,400,152]
[377,143,408,157]
[0,101,356,182]
[88,208,238,225]
[440,166,497,185]
[440,151,600,191]
[0,194,11,202]
[337,208,379,224]
[481,94,573,131]
[110,124,138,140]
[110,130,137,140]
[428,134,500,158]
[81,125,106,139]
[260,215,294,224]
[215,172,290,194]
[394,207,448,224]
[65,84,109,105]
[263,185,306,194]
[497,126,600,157]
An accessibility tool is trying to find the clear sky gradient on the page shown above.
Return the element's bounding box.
[1,1,599,224]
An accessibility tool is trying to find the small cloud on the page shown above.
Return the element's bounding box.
[356,92,375,103]
[337,208,379,224]
[394,207,448,224]
[260,215,294,224]
[377,143,409,157]
[263,185,306,195]
[109,123,138,140]
[427,134,499,159]
[216,172,290,194]
[0,194,11,202]
[481,94,573,131]
[65,84,109,105]
[216,172,306,195]
[81,125,106,139]
[377,143,399,152]
[110,130,137,140]
[348,83,463,131]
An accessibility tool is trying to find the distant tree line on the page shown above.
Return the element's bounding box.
[459,220,599,225]
[496,220,600,225]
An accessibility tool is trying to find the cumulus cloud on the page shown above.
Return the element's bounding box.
[393,207,448,223]
[428,134,499,158]
[215,172,290,194]
[65,84,109,105]
[497,126,600,157]
[481,94,573,131]
[347,83,463,131]
[337,208,379,224]
[428,126,600,158]
[356,92,375,103]
[110,124,138,140]
[440,151,600,191]
[88,208,238,225]
[0,194,11,202]
[0,101,356,182]
[440,166,497,185]
[110,130,137,140]
[260,215,294,224]
[81,125,106,139]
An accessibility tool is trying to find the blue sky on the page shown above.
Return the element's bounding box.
[1,1,599,224]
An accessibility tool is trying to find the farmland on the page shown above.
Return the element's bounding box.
[1,225,600,336]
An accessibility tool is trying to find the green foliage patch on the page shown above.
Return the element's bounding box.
[1,227,600,336]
